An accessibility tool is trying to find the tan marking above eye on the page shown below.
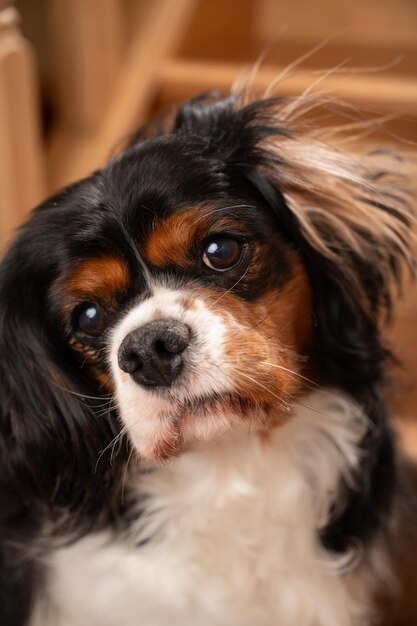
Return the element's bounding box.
[144,207,249,270]
[62,257,130,305]
[145,210,210,269]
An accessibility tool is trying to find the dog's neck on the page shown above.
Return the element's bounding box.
[122,389,370,624]
[130,389,366,541]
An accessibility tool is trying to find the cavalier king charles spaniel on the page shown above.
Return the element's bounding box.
[0,92,416,626]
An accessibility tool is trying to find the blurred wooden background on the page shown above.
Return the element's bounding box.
[0,0,416,452]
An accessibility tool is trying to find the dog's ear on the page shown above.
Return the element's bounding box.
[207,96,415,552]
[0,193,120,513]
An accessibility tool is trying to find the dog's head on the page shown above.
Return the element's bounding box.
[0,94,414,507]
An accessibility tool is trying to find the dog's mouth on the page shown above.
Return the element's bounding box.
[119,378,281,462]
[134,391,274,462]
[170,392,260,419]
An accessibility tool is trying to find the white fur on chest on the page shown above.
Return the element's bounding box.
[32,390,371,626]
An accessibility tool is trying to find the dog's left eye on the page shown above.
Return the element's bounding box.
[74,303,107,337]
[202,238,243,271]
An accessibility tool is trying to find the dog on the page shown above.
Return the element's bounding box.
[0,91,416,626]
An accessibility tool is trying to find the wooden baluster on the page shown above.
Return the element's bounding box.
[0,2,45,251]
[46,0,124,132]
[48,0,198,190]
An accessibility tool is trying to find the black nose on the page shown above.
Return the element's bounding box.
[117,319,191,388]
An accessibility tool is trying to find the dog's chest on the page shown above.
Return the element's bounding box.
[32,393,368,626]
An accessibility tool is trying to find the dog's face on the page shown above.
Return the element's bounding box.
[0,95,413,493]
[51,133,312,461]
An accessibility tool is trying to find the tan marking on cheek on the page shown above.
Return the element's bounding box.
[232,267,311,409]
[189,260,312,420]
[145,210,210,269]
[259,261,312,354]
[68,337,115,392]
[63,257,130,305]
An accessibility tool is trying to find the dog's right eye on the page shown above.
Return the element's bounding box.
[74,303,108,337]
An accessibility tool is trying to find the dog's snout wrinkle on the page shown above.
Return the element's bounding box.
[118,319,191,388]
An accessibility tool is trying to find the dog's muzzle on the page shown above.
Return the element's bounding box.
[117,319,191,388]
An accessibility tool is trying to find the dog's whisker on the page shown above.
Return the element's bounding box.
[94,402,118,418]
[249,313,271,330]
[236,371,290,411]
[50,381,114,402]
[212,265,250,305]
[87,395,116,408]
[110,428,128,466]
[121,446,135,505]
[94,427,127,473]
[261,362,318,388]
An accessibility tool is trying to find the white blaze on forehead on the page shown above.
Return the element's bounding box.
[109,287,233,458]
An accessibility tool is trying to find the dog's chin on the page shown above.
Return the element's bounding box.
[125,393,272,463]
